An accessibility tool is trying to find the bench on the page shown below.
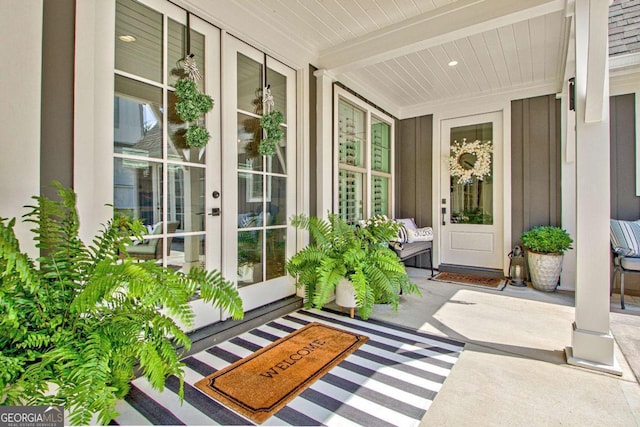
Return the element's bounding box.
[391,218,434,277]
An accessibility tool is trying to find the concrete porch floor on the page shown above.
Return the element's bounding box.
[328,267,640,426]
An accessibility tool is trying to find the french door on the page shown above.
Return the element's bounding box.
[113,0,222,330]
[222,37,297,312]
[439,112,504,269]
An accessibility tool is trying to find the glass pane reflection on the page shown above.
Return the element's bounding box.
[238,230,263,286]
[237,113,263,171]
[266,67,286,121]
[266,228,286,281]
[268,176,286,226]
[115,0,163,83]
[167,164,205,232]
[167,19,205,89]
[169,234,205,272]
[113,158,163,228]
[237,53,262,114]
[238,173,264,228]
[114,76,163,158]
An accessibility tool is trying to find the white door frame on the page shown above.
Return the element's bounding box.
[432,104,512,275]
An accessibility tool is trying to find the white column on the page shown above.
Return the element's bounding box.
[314,69,335,219]
[566,0,620,374]
[0,1,43,259]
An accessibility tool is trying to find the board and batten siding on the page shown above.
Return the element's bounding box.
[395,115,433,268]
[610,93,638,220]
[511,95,562,249]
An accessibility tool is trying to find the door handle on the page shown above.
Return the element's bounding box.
[208,208,221,216]
[441,206,446,226]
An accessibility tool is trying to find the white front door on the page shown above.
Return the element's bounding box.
[222,36,297,313]
[439,112,504,269]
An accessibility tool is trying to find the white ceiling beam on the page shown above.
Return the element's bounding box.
[318,0,566,75]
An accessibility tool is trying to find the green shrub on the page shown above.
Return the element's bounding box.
[0,183,242,425]
[521,225,573,254]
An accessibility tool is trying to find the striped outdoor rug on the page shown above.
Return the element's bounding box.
[112,309,465,426]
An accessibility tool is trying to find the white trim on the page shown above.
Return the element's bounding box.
[314,69,335,219]
[74,0,115,244]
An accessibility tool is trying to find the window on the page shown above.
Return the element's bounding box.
[335,87,395,224]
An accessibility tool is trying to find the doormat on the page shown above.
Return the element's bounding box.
[195,321,368,424]
[431,272,507,290]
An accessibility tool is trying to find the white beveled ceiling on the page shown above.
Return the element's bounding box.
[182,0,571,118]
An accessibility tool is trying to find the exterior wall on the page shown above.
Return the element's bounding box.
[395,115,433,268]
[309,65,318,218]
[610,93,639,220]
[610,93,640,294]
[41,0,75,198]
[0,1,43,258]
[511,95,562,250]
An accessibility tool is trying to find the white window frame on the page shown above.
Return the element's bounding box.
[333,86,395,221]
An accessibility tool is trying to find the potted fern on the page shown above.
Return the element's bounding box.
[285,214,420,319]
[0,183,243,425]
[521,225,573,292]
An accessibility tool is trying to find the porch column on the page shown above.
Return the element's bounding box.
[314,69,335,219]
[566,0,620,374]
[0,0,43,259]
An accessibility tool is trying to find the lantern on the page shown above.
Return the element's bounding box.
[508,245,526,287]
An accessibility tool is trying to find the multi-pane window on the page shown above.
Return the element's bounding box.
[336,89,394,224]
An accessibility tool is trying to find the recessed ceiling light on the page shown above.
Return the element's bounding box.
[118,35,136,43]
[448,60,458,67]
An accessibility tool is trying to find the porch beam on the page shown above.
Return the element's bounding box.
[584,0,609,123]
[317,0,565,75]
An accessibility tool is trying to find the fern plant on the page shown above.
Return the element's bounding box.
[285,214,420,319]
[0,183,243,425]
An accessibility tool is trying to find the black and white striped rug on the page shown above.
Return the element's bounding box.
[112,309,464,426]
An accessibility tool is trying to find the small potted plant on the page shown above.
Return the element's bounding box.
[520,225,573,292]
[285,213,420,319]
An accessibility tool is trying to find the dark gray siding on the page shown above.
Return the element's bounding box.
[309,65,317,218]
[511,95,562,247]
[41,0,76,198]
[395,115,433,268]
[610,93,639,220]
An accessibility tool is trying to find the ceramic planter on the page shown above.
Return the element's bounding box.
[336,278,358,317]
[527,251,563,292]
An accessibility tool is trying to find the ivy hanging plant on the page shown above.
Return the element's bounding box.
[259,109,284,156]
[174,77,214,148]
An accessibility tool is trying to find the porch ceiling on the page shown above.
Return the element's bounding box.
[183,0,571,118]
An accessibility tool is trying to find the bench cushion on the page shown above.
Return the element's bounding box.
[393,241,432,260]
[610,219,640,256]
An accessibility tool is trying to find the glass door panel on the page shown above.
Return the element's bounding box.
[449,122,494,225]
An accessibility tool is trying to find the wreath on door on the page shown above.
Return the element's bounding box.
[448,139,492,184]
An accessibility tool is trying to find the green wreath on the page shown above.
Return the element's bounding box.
[174,78,214,148]
[259,110,284,156]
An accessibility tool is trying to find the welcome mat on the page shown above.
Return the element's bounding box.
[195,322,368,424]
[431,272,507,291]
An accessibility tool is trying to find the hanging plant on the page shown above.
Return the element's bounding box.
[174,75,214,148]
[185,124,211,148]
[258,110,284,156]
[448,138,492,185]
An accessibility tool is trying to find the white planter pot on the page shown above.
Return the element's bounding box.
[527,251,563,292]
[336,278,358,317]
[336,278,357,307]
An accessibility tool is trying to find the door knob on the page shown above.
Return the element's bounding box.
[212,191,220,199]
[208,207,221,216]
